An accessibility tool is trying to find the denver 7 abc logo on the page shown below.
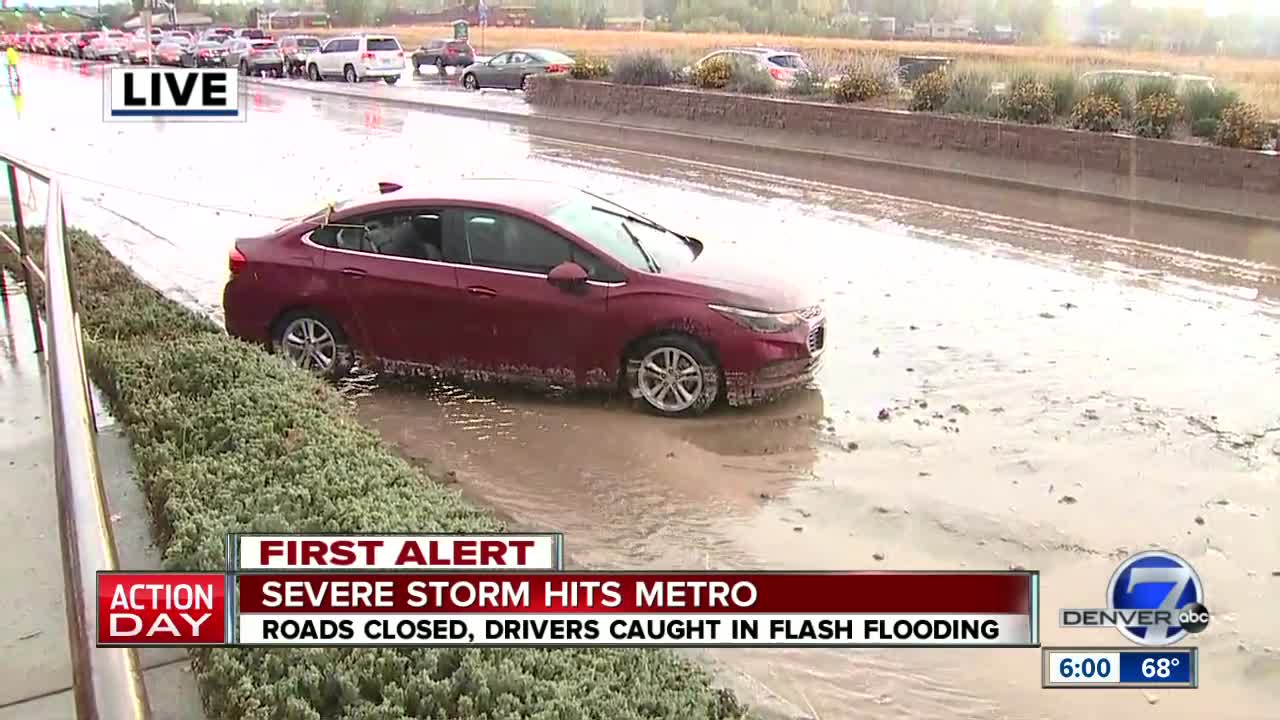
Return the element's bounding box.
[1060,550,1211,646]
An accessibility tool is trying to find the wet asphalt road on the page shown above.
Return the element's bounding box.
[4,57,1279,720]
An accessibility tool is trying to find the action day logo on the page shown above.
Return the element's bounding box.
[1060,550,1211,646]
[105,67,247,122]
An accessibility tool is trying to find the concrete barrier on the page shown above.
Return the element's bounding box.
[526,78,1280,222]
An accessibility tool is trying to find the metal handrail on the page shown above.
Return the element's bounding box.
[1,158,153,720]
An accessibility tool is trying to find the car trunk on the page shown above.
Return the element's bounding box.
[362,37,403,71]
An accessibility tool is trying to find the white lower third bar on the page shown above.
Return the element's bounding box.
[237,613,1033,646]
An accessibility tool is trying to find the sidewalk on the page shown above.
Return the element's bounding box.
[0,275,205,719]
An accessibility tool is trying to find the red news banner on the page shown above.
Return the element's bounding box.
[98,534,1038,648]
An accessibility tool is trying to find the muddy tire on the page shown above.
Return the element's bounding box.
[271,310,353,381]
[384,76,398,85]
[627,334,720,418]
[435,57,445,75]
[343,64,357,83]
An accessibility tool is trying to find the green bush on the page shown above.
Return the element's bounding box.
[1190,117,1220,137]
[832,71,881,102]
[1181,85,1239,124]
[1046,69,1081,117]
[611,50,674,86]
[1083,75,1132,116]
[691,55,733,89]
[909,69,949,111]
[570,55,611,80]
[1004,77,1055,124]
[1133,92,1183,139]
[1214,101,1268,149]
[831,54,895,104]
[787,69,828,97]
[943,67,1001,117]
[1070,94,1124,132]
[727,62,776,95]
[1135,75,1177,103]
[0,230,749,720]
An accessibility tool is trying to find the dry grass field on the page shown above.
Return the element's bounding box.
[336,25,1280,113]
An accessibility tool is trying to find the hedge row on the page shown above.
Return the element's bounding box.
[1,229,748,720]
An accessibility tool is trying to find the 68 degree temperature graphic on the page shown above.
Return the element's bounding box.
[1042,647,1198,689]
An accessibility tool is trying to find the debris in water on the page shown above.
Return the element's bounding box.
[759,492,773,501]
[1195,516,1205,526]
[951,403,970,415]
[798,509,812,518]
[1144,693,1159,705]
[793,526,804,533]
[877,408,891,421]
[1059,495,1078,505]
[1061,302,1077,309]
[845,440,859,451]
[1083,409,1100,421]
[917,399,928,409]
[909,325,919,330]
[666,451,676,459]
[872,552,885,561]
[918,471,931,477]
[872,347,881,357]
[17,630,41,641]
[872,506,892,514]
[1039,312,1056,319]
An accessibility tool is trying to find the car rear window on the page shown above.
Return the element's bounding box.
[531,49,574,64]
[252,41,278,50]
[768,54,806,69]
[446,41,471,51]
[297,38,321,48]
[366,38,400,51]
[198,42,222,49]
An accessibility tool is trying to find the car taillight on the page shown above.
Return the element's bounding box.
[446,47,457,54]
[229,248,247,275]
[546,64,568,73]
[199,49,209,57]
[769,67,784,80]
[361,52,375,61]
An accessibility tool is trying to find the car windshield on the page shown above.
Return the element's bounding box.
[547,194,697,273]
[367,38,400,51]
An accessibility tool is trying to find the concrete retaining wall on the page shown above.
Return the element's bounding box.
[526,79,1280,222]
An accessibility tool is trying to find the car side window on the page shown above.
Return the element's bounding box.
[344,39,359,52]
[363,211,445,261]
[489,53,509,66]
[508,52,527,64]
[457,210,612,279]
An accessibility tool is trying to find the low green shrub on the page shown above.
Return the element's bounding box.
[831,54,896,104]
[1004,77,1055,124]
[1070,94,1124,132]
[691,54,733,89]
[943,67,1001,117]
[1214,101,1268,149]
[0,230,749,720]
[1047,69,1081,117]
[909,69,949,111]
[1190,117,1220,138]
[1082,75,1132,116]
[1133,92,1182,139]
[787,69,828,97]
[832,71,881,102]
[727,63,776,95]
[1135,75,1177,103]
[571,55,611,80]
[611,50,675,86]
[1181,85,1239,124]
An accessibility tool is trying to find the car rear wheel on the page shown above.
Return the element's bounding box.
[462,72,478,90]
[435,57,445,74]
[519,74,530,91]
[343,64,357,83]
[629,335,720,417]
[272,311,353,380]
[308,63,322,81]
[239,59,248,75]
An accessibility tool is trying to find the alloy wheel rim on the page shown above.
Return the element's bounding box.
[637,347,704,413]
[281,318,337,373]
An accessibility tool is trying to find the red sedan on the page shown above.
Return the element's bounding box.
[223,180,825,416]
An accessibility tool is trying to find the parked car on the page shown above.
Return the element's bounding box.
[689,47,809,89]
[153,41,187,66]
[222,179,825,417]
[83,37,124,62]
[460,48,574,91]
[226,37,284,77]
[279,35,322,76]
[234,28,269,40]
[1079,69,1217,96]
[411,38,475,74]
[163,30,194,44]
[50,33,76,56]
[202,26,235,42]
[71,32,102,59]
[182,40,229,67]
[29,33,51,54]
[123,38,152,64]
[306,35,404,84]
[133,27,164,46]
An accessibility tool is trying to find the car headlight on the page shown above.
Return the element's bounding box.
[709,304,805,334]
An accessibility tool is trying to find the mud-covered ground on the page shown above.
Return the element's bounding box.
[4,57,1278,720]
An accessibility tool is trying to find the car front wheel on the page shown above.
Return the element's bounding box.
[628,335,720,417]
[343,64,357,83]
[272,311,353,380]
[462,72,478,90]
[308,63,322,81]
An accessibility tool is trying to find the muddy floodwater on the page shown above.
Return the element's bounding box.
[5,58,1279,719]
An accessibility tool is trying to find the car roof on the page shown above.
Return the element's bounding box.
[338,179,582,217]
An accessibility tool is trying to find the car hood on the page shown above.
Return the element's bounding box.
[663,241,815,313]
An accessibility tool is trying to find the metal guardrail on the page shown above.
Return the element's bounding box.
[0,156,153,720]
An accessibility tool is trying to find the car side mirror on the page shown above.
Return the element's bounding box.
[547,261,588,290]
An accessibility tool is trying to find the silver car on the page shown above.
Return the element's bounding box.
[460,48,575,91]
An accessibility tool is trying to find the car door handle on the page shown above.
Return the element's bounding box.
[467,285,497,297]
[340,267,367,277]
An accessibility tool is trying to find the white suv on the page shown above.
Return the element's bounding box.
[307,35,405,84]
